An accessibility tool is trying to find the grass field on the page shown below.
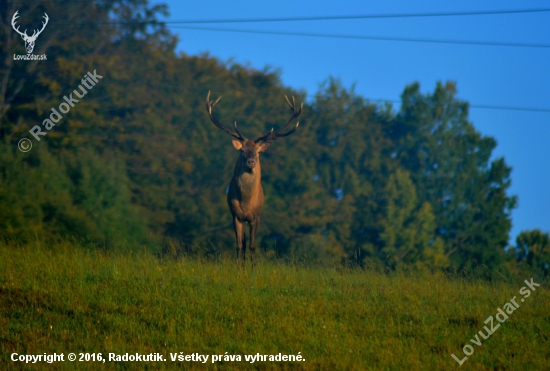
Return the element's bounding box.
[1,242,549,370]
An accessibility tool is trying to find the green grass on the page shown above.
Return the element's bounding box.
[1,242,548,370]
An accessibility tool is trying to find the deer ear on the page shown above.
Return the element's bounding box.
[259,142,271,152]
[232,139,243,150]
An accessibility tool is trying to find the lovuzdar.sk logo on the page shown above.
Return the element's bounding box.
[11,10,48,61]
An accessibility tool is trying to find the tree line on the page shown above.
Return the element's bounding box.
[0,0,547,276]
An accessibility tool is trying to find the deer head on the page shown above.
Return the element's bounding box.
[205,91,302,171]
[11,11,49,54]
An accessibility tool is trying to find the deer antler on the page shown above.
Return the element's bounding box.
[11,11,48,41]
[11,11,27,38]
[29,13,49,41]
[255,95,302,143]
[205,91,247,141]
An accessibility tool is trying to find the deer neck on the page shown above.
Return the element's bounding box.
[233,157,262,199]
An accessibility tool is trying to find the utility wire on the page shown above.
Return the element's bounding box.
[170,26,550,49]
[4,0,550,21]
[373,100,550,113]
[159,8,550,24]
[30,7,550,25]
[306,97,550,113]
[466,104,550,113]
[5,70,548,113]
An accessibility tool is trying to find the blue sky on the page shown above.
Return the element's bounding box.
[154,0,550,243]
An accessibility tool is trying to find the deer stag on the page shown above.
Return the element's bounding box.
[11,11,49,54]
[206,91,302,265]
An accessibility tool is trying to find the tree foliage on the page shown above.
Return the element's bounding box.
[0,0,536,273]
[512,230,550,277]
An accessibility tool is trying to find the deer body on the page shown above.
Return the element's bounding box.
[228,146,264,222]
[227,141,265,263]
[205,92,302,265]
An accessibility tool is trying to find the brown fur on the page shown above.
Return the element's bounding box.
[205,92,302,266]
[227,140,268,264]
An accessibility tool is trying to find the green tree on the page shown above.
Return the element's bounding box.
[380,169,448,268]
[0,141,74,241]
[515,229,550,277]
[392,81,516,270]
[0,142,148,247]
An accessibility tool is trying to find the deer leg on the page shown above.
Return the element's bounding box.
[233,217,244,265]
[249,217,259,267]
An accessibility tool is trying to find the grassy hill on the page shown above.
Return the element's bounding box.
[1,242,548,370]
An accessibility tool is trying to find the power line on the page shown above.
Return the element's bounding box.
[159,8,550,25]
[7,3,549,18]
[306,96,550,113]
[6,70,547,113]
[4,0,550,20]
[88,8,550,26]
[38,7,550,25]
[467,104,550,113]
[170,26,550,49]
[6,6,550,30]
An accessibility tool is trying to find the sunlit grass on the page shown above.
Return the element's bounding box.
[0,241,548,370]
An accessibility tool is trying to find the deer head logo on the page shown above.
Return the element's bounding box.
[11,11,49,54]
